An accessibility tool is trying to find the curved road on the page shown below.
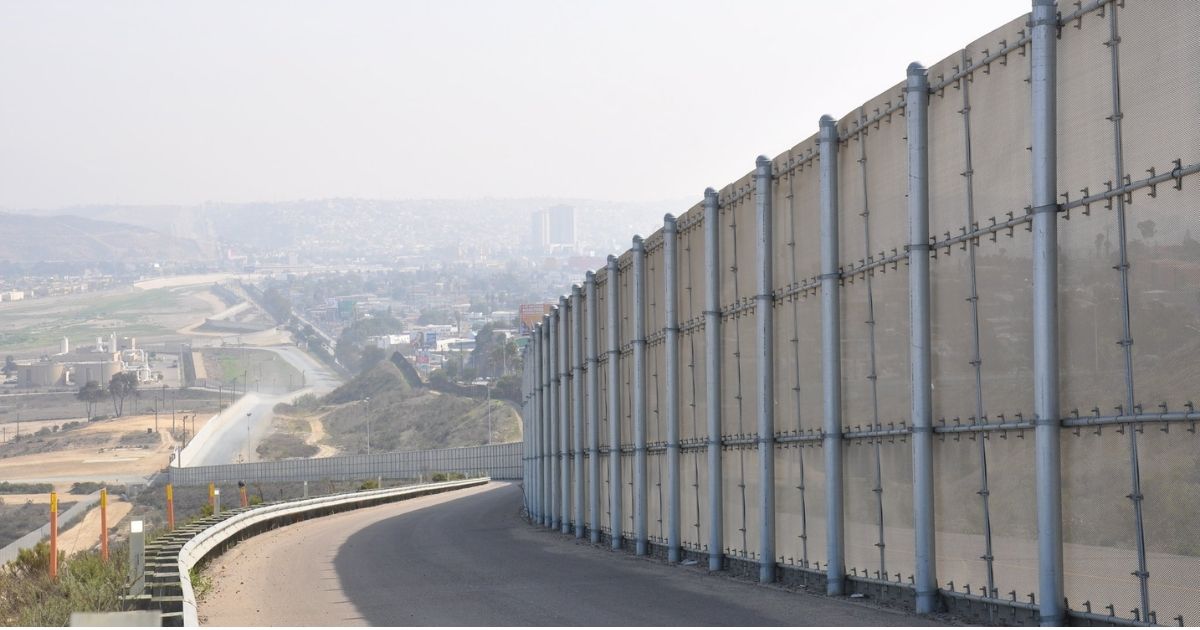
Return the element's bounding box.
[181,344,341,466]
[199,483,930,626]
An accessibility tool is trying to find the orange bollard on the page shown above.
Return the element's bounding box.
[208,482,215,508]
[49,492,58,579]
[99,488,109,561]
[238,481,248,508]
[166,484,175,531]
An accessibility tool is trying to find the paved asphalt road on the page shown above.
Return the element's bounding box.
[199,482,934,626]
[183,344,341,467]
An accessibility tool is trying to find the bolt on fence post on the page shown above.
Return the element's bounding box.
[1031,0,1065,624]
[572,285,586,539]
[559,295,571,535]
[632,235,649,555]
[754,155,776,583]
[100,487,109,561]
[586,272,602,544]
[906,61,937,614]
[703,187,724,572]
[819,114,846,596]
[664,214,682,562]
[129,520,145,596]
[607,255,623,549]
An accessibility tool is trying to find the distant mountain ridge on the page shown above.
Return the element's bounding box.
[0,212,210,263]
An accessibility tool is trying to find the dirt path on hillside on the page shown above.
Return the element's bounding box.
[57,499,133,556]
[307,414,338,459]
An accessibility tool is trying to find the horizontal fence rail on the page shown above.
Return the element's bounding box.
[170,442,521,486]
[519,0,1200,626]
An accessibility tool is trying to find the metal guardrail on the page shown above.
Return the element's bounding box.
[132,478,488,626]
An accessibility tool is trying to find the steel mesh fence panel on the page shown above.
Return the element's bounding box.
[512,2,1197,620]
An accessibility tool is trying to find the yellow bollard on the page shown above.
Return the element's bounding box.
[100,488,109,561]
[166,484,175,531]
[49,492,58,579]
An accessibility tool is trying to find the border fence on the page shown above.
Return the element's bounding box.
[169,442,522,486]
[520,0,1200,625]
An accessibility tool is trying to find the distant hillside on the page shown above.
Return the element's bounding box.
[319,360,520,453]
[0,212,210,263]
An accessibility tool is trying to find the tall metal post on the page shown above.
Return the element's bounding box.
[1031,0,1064,624]
[906,62,937,613]
[703,187,724,571]
[547,313,558,529]
[663,214,682,562]
[606,256,623,549]
[541,320,551,527]
[559,296,571,535]
[631,236,649,556]
[572,285,586,539]
[586,272,602,544]
[818,114,845,596]
[754,155,776,583]
[533,330,543,522]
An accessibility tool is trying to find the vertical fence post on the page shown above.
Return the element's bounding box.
[49,491,58,579]
[572,284,586,539]
[542,317,553,529]
[549,309,560,530]
[213,488,221,514]
[703,187,724,572]
[303,480,308,499]
[607,255,623,549]
[906,62,937,614]
[532,330,542,523]
[664,214,682,562]
[754,155,776,583]
[559,295,571,535]
[632,235,648,556]
[819,114,846,596]
[1031,0,1064,624]
[586,272,602,544]
[100,487,109,561]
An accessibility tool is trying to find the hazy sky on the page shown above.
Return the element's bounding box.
[0,1,1029,210]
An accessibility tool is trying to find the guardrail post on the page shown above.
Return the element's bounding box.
[572,284,586,539]
[754,155,776,583]
[129,520,145,595]
[704,187,724,571]
[906,61,937,613]
[559,295,571,535]
[664,214,681,562]
[1031,0,1064,624]
[632,235,648,555]
[819,114,846,596]
[607,254,623,549]
[586,271,601,544]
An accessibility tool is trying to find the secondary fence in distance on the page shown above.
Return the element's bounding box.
[169,442,522,487]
